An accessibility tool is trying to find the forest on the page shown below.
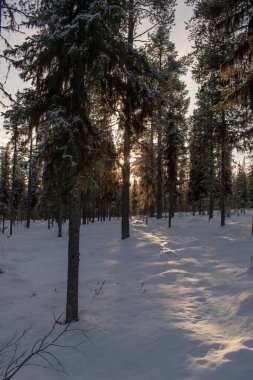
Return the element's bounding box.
[1,0,253,318]
[1,1,253,379]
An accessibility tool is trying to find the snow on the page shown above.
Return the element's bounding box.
[1,211,253,379]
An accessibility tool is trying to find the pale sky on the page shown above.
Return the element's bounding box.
[0,1,196,146]
[171,0,197,114]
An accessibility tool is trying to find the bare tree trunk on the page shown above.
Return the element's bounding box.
[121,0,134,240]
[168,180,173,228]
[122,122,131,239]
[26,129,33,229]
[209,117,214,220]
[167,127,175,228]
[65,53,88,322]
[10,125,18,236]
[156,125,163,219]
[92,196,95,223]
[58,200,63,238]
[156,46,163,219]
[65,190,81,323]
[82,191,87,225]
[150,119,155,217]
[221,112,226,227]
[102,199,106,222]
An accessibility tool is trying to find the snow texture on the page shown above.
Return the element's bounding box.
[1,211,253,379]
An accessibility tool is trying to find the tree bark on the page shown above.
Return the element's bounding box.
[121,0,134,240]
[156,47,163,219]
[209,117,214,220]
[150,119,155,217]
[122,123,131,239]
[156,125,163,219]
[168,180,173,228]
[220,112,226,227]
[10,125,18,236]
[65,190,81,323]
[58,200,63,238]
[26,129,33,228]
[82,191,87,225]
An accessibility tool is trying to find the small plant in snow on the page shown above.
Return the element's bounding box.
[247,256,253,274]
[140,282,147,294]
[0,315,90,380]
[91,281,106,297]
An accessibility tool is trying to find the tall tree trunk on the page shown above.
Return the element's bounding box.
[150,119,155,217]
[156,125,163,218]
[91,195,95,223]
[209,119,214,220]
[156,47,163,219]
[168,180,173,228]
[220,112,226,227]
[65,54,88,322]
[65,190,81,323]
[58,200,63,238]
[10,125,18,236]
[26,129,33,228]
[121,0,134,240]
[102,199,106,222]
[82,191,87,225]
[168,130,175,228]
[122,122,131,239]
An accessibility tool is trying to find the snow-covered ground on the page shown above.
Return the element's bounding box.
[1,211,253,380]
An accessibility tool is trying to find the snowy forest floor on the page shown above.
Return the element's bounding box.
[1,211,253,380]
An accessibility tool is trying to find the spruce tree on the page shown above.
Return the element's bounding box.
[144,26,189,222]
[187,0,237,225]
[120,0,176,237]
[5,0,131,323]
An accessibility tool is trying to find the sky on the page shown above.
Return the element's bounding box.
[171,1,198,114]
[0,1,196,146]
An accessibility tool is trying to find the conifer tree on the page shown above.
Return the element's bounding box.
[120,0,176,237]
[5,0,174,321]
[214,0,253,109]
[144,26,189,222]
[233,161,249,212]
[5,0,131,323]
[187,0,237,225]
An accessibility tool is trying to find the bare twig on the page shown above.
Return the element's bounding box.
[0,317,91,380]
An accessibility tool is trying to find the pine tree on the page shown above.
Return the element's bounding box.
[233,161,249,212]
[144,26,189,222]
[5,0,175,321]
[5,0,132,323]
[187,0,237,225]
[215,0,253,108]
[121,0,176,238]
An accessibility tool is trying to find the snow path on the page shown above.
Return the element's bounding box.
[130,217,253,379]
[1,213,253,379]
